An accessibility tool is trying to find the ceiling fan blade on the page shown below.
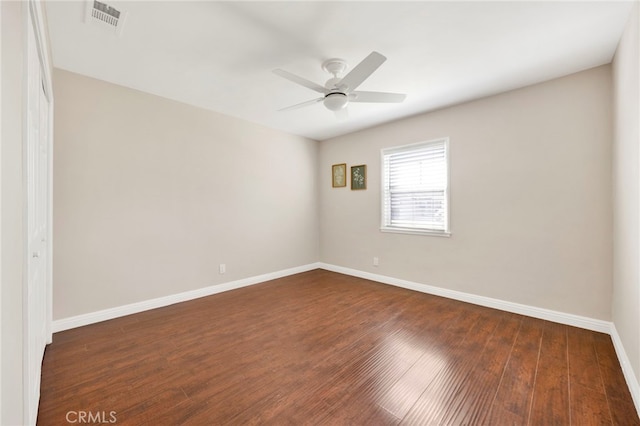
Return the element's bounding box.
[273,69,327,94]
[278,97,323,112]
[334,108,348,121]
[337,51,386,93]
[349,91,406,103]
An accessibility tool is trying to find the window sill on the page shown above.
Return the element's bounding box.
[380,226,451,237]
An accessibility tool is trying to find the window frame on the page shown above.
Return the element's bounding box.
[380,137,451,237]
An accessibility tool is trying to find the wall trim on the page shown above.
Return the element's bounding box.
[51,261,640,417]
[52,262,322,333]
[53,260,616,335]
[318,263,611,332]
[610,324,640,418]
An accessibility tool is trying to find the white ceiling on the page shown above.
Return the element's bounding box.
[45,1,634,141]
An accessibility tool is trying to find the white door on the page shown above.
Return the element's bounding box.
[24,9,50,424]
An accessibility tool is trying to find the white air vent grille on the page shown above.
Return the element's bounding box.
[92,1,120,27]
[85,0,127,36]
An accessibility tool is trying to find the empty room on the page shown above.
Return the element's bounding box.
[2,0,640,424]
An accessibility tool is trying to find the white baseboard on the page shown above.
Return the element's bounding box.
[610,324,640,418]
[51,261,640,417]
[318,263,611,333]
[52,262,322,333]
[54,261,610,334]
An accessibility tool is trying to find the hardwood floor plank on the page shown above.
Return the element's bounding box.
[528,321,570,425]
[568,326,612,424]
[485,316,544,425]
[609,397,640,426]
[37,270,640,425]
[256,294,452,423]
[593,332,640,425]
[321,305,467,422]
[568,326,606,391]
[443,312,523,425]
[571,382,613,425]
[399,307,506,424]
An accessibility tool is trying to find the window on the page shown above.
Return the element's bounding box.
[381,138,450,236]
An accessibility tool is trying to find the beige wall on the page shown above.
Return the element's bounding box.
[1,2,26,424]
[613,2,640,386]
[320,65,613,320]
[53,69,319,320]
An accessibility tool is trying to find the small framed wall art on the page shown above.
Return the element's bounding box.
[351,164,367,190]
[332,163,347,188]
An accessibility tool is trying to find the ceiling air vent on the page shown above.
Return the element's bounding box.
[85,0,127,36]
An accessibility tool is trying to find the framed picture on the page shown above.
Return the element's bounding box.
[332,163,347,188]
[351,164,367,190]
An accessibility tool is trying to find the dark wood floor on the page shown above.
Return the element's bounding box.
[38,269,639,425]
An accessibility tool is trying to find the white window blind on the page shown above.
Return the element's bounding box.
[381,138,450,235]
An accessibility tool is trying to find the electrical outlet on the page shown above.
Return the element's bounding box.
[219,264,226,274]
[373,257,379,267]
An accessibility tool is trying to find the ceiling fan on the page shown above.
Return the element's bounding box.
[273,51,406,118]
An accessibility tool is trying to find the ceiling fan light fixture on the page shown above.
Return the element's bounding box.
[324,93,348,111]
